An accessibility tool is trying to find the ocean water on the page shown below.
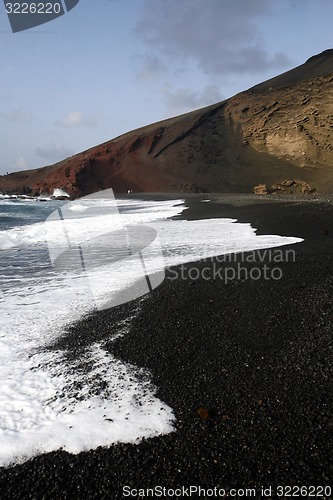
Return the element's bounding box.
[0,194,303,467]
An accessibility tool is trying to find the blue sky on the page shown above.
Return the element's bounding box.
[0,0,332,174]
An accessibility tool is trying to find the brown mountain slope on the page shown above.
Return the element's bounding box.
[251,48,333,91]
[1,50,333,197]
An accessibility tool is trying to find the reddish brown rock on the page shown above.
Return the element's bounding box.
[1,50,333,198]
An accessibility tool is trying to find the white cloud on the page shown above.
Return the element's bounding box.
[55,111,103,128]
[35,143,74,161]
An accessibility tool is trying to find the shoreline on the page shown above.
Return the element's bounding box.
[119,191,333,205]
[1,196,333,498]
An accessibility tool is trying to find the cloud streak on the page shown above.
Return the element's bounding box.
[134,54,167,82]
[136,0,292,76]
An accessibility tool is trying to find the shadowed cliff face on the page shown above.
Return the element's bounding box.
[1,50,333,197]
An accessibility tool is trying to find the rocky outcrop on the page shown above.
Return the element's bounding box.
[254,184,269,195]
[1,50,333,197]
[254,179,314,195]
[225,72,333,169]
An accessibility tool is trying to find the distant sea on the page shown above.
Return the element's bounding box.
[0,194,302,467]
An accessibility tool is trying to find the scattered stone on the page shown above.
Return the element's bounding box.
[197,407,210,420]
[253,184,268,195]
[280,179,295,187]
[301,182,312,194]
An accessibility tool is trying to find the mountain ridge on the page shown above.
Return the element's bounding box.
[1,49,333,197]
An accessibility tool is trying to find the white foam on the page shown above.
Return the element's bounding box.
[0,197,303,467]
[67,203,88,212]
[37,197,52,202]
[0,339,174,466]
[0,198,185,250]
[52,188,70,198]
[155,218,303,267]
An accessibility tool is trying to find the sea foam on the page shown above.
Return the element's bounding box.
[0,197,303,467]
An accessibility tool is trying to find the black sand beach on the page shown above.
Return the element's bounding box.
[1,195,333,499]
